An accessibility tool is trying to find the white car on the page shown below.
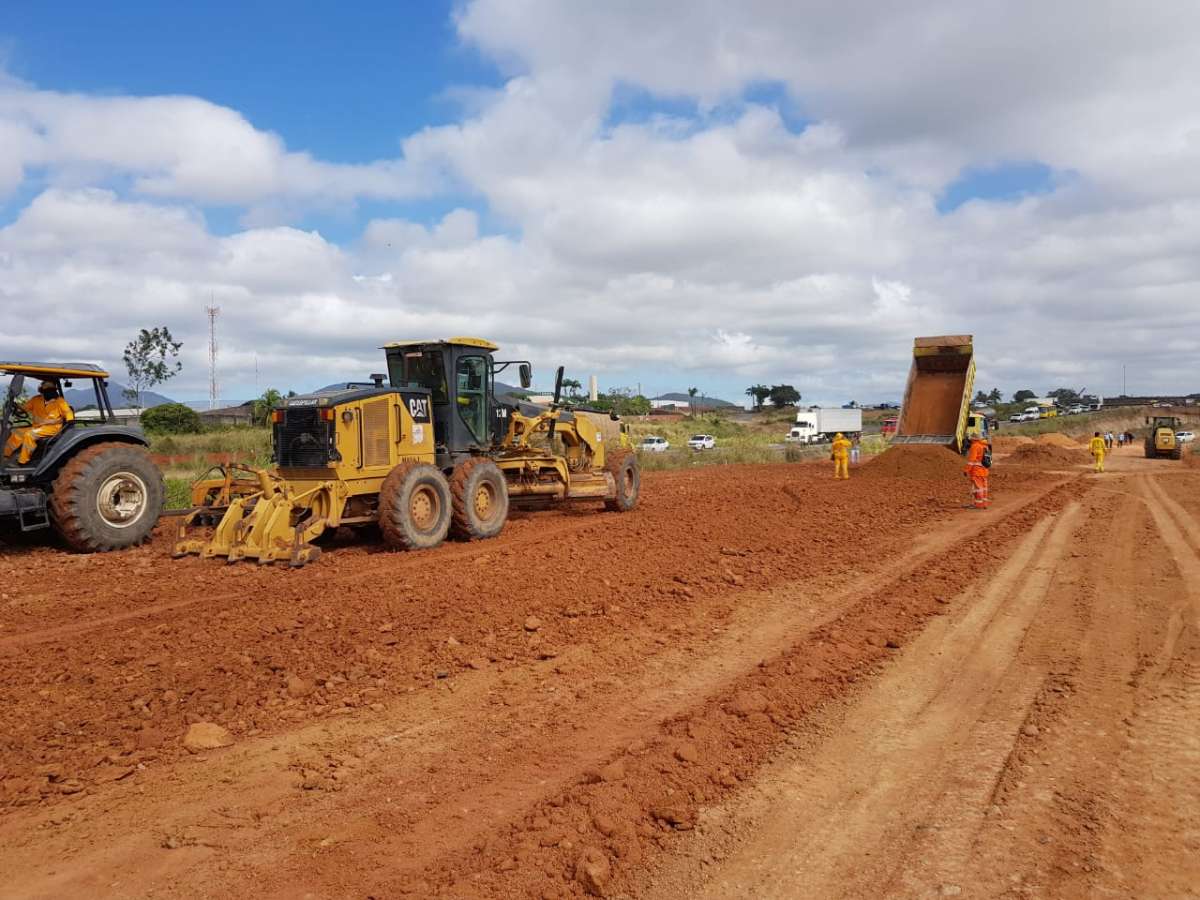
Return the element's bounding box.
[1177,431,1195,444]
[687,434,716,450]
[638,435,671,453]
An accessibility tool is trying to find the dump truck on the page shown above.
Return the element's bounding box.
[892,335,980,453]
[175,338,640,566]
[1144,415,1184,460]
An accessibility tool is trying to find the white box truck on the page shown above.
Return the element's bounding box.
[786,407,863,444]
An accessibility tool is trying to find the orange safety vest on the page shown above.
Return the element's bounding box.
[964,439,988,473]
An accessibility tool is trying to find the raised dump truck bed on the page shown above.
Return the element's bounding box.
[893,334,976,452]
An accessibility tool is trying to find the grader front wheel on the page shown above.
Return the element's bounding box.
[604,451,641,512]
[450,458,509,540]
[378,461,452,551]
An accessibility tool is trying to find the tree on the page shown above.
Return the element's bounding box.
[140,402,202,434]
[987,388,1003,405]
[768,384,801,408]
[973,390,989,406]
[1012,389,1036,403]
[745,384,771,411]
[591,387,650,417]
[251,388,284,426]
[123,326,183,408]
[560,377,582,400]
[687,386,699,416]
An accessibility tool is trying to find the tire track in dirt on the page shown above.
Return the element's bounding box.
[0,509,610,651]
[0,470,1075,898]
[667,503,1085,899]
[1083,473,1200,897]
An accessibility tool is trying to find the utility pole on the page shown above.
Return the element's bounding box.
[206,304,220,410]
[1122,364,1127,397]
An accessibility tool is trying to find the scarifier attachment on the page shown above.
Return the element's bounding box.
[173,468,346,567]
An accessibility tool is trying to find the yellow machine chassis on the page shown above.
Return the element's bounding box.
[174,394,623,567]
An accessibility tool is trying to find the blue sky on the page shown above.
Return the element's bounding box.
[2,2,499,159]
[1,1,503,241]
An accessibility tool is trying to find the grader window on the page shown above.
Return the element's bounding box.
[456,355,489,444]
[389,350,448,405]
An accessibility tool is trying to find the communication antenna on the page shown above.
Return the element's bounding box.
[206,304,220,410]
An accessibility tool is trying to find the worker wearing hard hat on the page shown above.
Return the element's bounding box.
[831,432,852,480]
[3,381,74,465]
[963,435,991,509]
[1088,431,1106,472]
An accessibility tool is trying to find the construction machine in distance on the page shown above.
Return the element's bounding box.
[174,338,641,566]
[892,335,985,453]
[1144,415,1185,460]
[1,362,164,550]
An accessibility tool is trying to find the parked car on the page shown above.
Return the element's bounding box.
[1177,431,1195,444]
[1008,413,1024,423]
[638,435,670,453]
[1067,405,1085,415]
[687,434,716,450]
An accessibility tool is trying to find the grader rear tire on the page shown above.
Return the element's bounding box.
[604,450,640,512]
[378,461,452,551]
[449,458,509,540]
[49,442,164,552]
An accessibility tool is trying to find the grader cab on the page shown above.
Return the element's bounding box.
[175,338,639,565]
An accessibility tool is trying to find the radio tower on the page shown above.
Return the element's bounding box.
[206,305,220,410]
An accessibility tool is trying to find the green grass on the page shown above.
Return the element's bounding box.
[149,427,272,459]
[151,427,272,509]
[627,414,888,471]
[165,477,193,510]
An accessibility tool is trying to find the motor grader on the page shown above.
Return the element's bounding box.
[174,338,640,566]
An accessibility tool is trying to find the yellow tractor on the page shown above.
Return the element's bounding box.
[174,338,640,565]
[1144,414,1185,460]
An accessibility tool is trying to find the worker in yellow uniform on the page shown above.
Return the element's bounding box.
[831,431,852,480]
[963,435,991,509]
[3,381,73,465]
[1089,430,1106,472]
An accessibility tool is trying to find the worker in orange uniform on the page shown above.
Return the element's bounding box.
[3,381,74,465]
[831,431,852,480]
[1089,430,1106,472]
[963,435,991,509]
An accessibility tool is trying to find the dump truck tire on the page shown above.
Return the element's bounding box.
[449,458,509,541]
[604,451,640,512]
[378,461,452,551]
[49,442,164,552]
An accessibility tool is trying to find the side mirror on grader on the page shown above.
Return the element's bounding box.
[174,337,641,567]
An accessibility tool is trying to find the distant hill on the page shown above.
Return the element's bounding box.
[64,382,174,410]
[652,392,737,408]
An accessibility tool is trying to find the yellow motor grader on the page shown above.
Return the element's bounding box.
[174,338,640,566]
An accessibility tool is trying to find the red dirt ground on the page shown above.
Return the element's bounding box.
[2,450,1197,899]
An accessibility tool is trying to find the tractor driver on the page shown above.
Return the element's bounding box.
[4,380,74,465]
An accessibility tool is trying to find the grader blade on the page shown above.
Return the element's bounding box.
[173,475,343,567]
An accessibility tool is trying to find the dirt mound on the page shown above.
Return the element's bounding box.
[1036,433,1084,449]
[1009,444,1088,467]
[862,444,965,479]
[1185,446,1200,468]
[992,436,1034,451]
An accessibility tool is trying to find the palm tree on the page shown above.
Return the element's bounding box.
[687,386,699,416]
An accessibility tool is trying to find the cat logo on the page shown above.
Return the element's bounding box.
[404,395,431,422]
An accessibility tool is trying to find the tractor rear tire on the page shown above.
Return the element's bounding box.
[378,461,452,551]
[604,450,640,512]
[49,442,164,552]
[449,458,509,540]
